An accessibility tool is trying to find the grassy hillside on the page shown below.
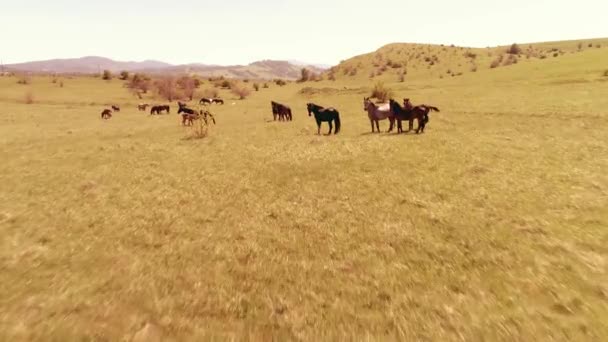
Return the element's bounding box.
[1,39,607,341]
[327,37,608,83]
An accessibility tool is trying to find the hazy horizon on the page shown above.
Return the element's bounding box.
[2,0,607,66]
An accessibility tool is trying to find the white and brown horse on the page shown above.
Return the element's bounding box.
[363,97,394,133]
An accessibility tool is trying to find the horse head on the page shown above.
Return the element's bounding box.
[306,103,313,116]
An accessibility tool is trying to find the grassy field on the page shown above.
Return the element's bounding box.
[1,42,608,341]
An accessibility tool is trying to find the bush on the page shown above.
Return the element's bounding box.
[507,43,522,55]
[263,83,269,88]
[588,43,593,48]
[274,79,286,86]
[102,70,112,80]
[119,71,129,80]
[398,71,405,82]
[470,64,478,72]
[126,73,151,99]
[201,88,219,98]
[231,83,251,99]
[553,53,559,58]
[349,68,358,76]
[253,83,260,91]
[490,59,501,68]
[370,81,393,103]
[220,80,232,89]
[59,81,64,88]
[24,90,34,104]
[603,70,608,77]
[298,68,312,82]
[17,75,31,85]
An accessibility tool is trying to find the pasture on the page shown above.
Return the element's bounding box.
[1,47,607,341]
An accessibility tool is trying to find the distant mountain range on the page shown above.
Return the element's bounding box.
[3,56,329,80]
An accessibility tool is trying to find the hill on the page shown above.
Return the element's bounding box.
[326,37,608,83]
[4,57,327,80]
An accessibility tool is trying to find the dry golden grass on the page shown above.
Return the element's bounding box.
[1,45,607,341]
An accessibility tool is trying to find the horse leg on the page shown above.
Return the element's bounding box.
[316,121,321,135]
[408,119,414,132]
[375,120,380,133]
[327,121,333,135]
[370,119,374,133]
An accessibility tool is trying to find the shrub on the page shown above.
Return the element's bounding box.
[220,80,232,89]
[201,88,219,98]
[119,71,129,80]
[231,83,251,99]
[253,83,260,91]
[597,44,601,48]
[59,81,64,88]
[578,43,583,50]
[17,75,31,85]
[263,83,269,88]
[464,51,477,59]
[274,79,286,86]
[553,53,559,58]
[490,59,501,68]
[24,90,34,104]
[470,64,478,72]
[370,81,393,103]
[588,43,593,48]
[51,78,58,84]
[603,70,608,77]
[539,55,547,59]
[349,68,358,76]
[398,71,405,82]
[102,70,112,80]
[507,43,522,55]
[328,72,336,81]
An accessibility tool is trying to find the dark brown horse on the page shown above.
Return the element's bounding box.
[137,103,149,111]
[271,101,292,121]
[405,99,439,124]
[150,105,170,115]
[101,109,112,119]
[111,105,120,112]
[389,99,428,134]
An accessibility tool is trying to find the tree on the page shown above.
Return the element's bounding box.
[126,73,151,99]
[299,68,311,82]
[177,76,197,101]
[507,43,522,55]
[119,71,129,80]
[102,70,112,80]
[154,77,180,102]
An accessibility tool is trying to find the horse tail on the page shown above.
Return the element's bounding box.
[427,106,440,112]
[334,112,341,134]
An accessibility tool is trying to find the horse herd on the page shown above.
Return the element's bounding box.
[100,96,440,135]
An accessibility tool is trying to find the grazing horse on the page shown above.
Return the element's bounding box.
[271,101,292,121]
[306,103,341,135]
[199,98,213,105]
[150,105,170,115]
[111,105,120,112]
[178,104,216,126]
[137,103,149,111]
[101,109,112,119]
[363,97,394,133]
[389,99,429,134]
[213,98,224,105]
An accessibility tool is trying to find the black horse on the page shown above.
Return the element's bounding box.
[271,101,292,121]
[213,98,224,105]
[101,109,112,119]
[306,103,341,135]
[199,98,213,105]
[111,105,120,112]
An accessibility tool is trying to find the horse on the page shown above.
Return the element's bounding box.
[178,104,216,126]
[271,101,292,121]
[389,99,428,134]
[137,103,149,111]
[212,98,224,105]
[101,109,112,119]
[150,105,170,115]
[405,99,439,123]
[199,98,213,105]
[306,103,341,135]
[111,105,120,112]
[363,97,394,133]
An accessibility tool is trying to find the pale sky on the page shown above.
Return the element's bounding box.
[1,0,606,66]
